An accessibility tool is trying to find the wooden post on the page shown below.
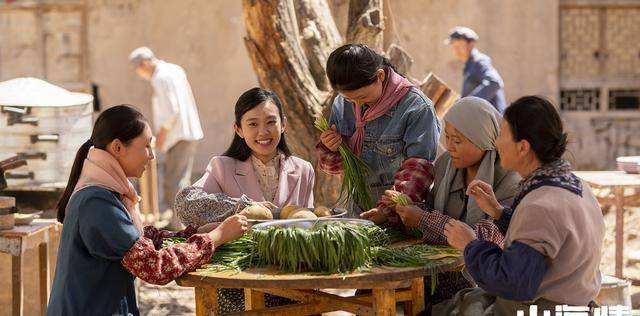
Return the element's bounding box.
[195,287,216,316]
[139,159,160,225]
[39,241,50,315]
[410,277,425,315]
[12,254,24,316]
[245,288,266,310]
[372,289,395,316]
[614,186,625,278]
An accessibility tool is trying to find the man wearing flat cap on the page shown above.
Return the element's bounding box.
[445,26,506,113]
[129,46,204,230]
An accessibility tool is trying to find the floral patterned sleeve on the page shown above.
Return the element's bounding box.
[121,233,214,285]
[174,186,253,227]
[315,142,343,175]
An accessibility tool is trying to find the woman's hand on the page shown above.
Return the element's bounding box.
[320,125,342,152]
[444,219,477,250]
[382,190,412,209]
[395,205,423,228]
[466,180,503,219]
[360,208,389,224]
[208,214,248,246]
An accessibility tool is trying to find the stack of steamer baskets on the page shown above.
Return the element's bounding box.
[0,77,93,186]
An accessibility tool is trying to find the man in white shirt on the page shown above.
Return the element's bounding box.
[129,47,204,229]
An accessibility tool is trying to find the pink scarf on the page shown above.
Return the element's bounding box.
[347,68,414,156]
[72,148,144,234]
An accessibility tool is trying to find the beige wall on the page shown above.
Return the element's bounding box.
[332,0,560,103]
[87,0,258,175]
[89,0,560,174]
[0,0,561,174]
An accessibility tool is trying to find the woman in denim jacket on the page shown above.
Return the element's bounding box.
[317,44,440,218]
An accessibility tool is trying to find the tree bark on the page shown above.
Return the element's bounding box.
[242,0,340,204]
[242,0,457,206]
[294,0,343,92]
[346,0,384,50]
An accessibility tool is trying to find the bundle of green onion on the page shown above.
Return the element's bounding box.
[391,192,410,206]
[315,115,372,211]
[253,223,373,273]
[162,237,186,248]
[209,234,258,271]
[197,224,458,278]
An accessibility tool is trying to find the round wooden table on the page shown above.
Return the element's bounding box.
[176,256,463,316]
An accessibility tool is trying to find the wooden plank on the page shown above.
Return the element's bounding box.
[410,277,425,316]
[177,257,463,290]
[372,289,395,316]
[574,171,640,188]
[244,288,265,310]
[0,221,57,238]
[615,186,625,278]
[194,287,215,316]
[139,159,159,225]
[352,289,411,302]
[260,288,373,314]
[419,72,458,120]
[39,241,50,316]
[227,302,330,315]
[12,254,23,316]
[148,158,159,221]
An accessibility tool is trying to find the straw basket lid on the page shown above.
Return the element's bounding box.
[0,77,93,107]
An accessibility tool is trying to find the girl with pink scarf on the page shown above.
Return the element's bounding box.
[47,105,247,316]
[317,44,440,220]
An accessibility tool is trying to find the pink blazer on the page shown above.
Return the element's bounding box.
[192,155,315,208]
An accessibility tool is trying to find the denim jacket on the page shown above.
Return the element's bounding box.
[329,87,440,208]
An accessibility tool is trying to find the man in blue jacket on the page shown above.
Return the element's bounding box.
[445,26,506,113]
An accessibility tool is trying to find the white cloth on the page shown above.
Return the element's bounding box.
[150,60,204,152]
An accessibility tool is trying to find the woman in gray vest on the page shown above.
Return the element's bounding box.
[374,96,520,304]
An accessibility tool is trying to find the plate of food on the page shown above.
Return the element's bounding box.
[241,204,347,225]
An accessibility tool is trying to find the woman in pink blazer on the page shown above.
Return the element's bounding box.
[175,87,315,227]
[174,87,314,313]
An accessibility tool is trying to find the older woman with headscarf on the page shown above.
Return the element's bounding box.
[369,96,521,302]
[433,96,604,315]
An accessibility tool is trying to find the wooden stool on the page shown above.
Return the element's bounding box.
[0,219,60,316]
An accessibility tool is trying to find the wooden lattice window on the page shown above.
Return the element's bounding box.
[609,89,640,110]
[560,89,600,111]
[560,2,640,112]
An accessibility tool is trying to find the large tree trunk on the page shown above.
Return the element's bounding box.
[242,0,340,204]
[294,0,342,92]
[346,0,384,50]
[242,0,457,206]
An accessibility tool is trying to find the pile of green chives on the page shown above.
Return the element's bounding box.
[314,115,373,211]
